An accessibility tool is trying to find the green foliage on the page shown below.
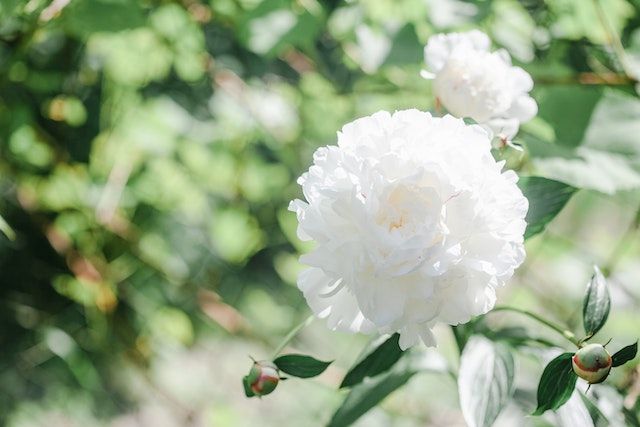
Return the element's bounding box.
[329,354,420,427]
[612,342,638,367]
[583,266,611,338]
[273,354,332,378]
[340,333,404,388]
[518,177,577,239]
[458,336,515,427]
[1,0,640,425]
[533,353,578,415]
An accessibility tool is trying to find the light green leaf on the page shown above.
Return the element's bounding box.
[518,176,577,239]
[0,214,15,241]
[238,0,324,57]
[546,0,633,44]
[340,333,404,388]
[458,336,515,427]
[533,353,578,415]
[527,89,640,194]
[583,266,610,338]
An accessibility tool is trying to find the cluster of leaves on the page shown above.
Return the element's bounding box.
[320,262,638,427]
[534,268,637,415]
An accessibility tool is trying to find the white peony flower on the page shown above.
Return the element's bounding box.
[289,110,528,349]
[421,30,537,140]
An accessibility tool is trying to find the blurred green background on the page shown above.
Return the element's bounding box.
[1,0,640,426]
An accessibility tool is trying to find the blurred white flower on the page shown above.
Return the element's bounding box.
[289,110,528,349]
[421,30,537,140]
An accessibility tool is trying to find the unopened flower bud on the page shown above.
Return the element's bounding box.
[572,344,612,384]
[245,360,279,396]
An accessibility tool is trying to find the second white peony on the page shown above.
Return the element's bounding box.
[421,30,537,140]
[289,110,528,349]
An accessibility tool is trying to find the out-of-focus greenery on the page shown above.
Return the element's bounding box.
[1,0,640,426]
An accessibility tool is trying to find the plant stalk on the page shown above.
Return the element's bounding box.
[271,315,314,359]
[490,306,581,348]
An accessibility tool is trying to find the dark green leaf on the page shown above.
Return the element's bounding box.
[518,176,577,239]
[328,357,418,427]
[583,266,610,337]
[612,341,638,367]
[458,336,515,427]
[242,375,255,398]
[533,353,578,415]
[273,354,331,378]
[340,333,404,388]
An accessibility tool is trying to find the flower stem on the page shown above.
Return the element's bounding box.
[490,306,581,348]
[271,315,314,359]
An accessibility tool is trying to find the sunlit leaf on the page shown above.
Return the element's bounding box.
[458,336,515,427]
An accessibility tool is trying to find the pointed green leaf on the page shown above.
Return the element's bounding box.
[612,341,638,367]
[517,177,577,240]
[340,333,404,388]
[533,352,578,415]
[458,336,515,427]
[242,375,255,397]
[273,354,331,378]
[583,266,610,338]
[328,351,447,427]
[329,355,416,427]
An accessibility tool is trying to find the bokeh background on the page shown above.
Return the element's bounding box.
[1,0,640,426]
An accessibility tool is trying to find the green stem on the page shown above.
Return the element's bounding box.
[490,306,581,348]
[271,315,314,359]
[592,0,634,78]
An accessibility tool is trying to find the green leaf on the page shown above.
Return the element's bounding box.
[328,350,447,427]
[611,341,638,367]
[340,333,404,388]
[623,407,640,427]
[458,336,515,427]
[62,0,145,38]
[237,0,324,57]
[0,214,15,241]
[583,266,610,338]
[518,176,577,239]
[273,354,331,378]
[533,352,578,415]
[579,391,610,427]
[527,89,640,194]
[242,375,255,397]
[328,356,417,427]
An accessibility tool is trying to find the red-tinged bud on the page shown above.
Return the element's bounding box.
[572,344,612,384]
[244,361,279,397]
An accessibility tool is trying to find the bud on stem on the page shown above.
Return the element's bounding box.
[572,343,612,384]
